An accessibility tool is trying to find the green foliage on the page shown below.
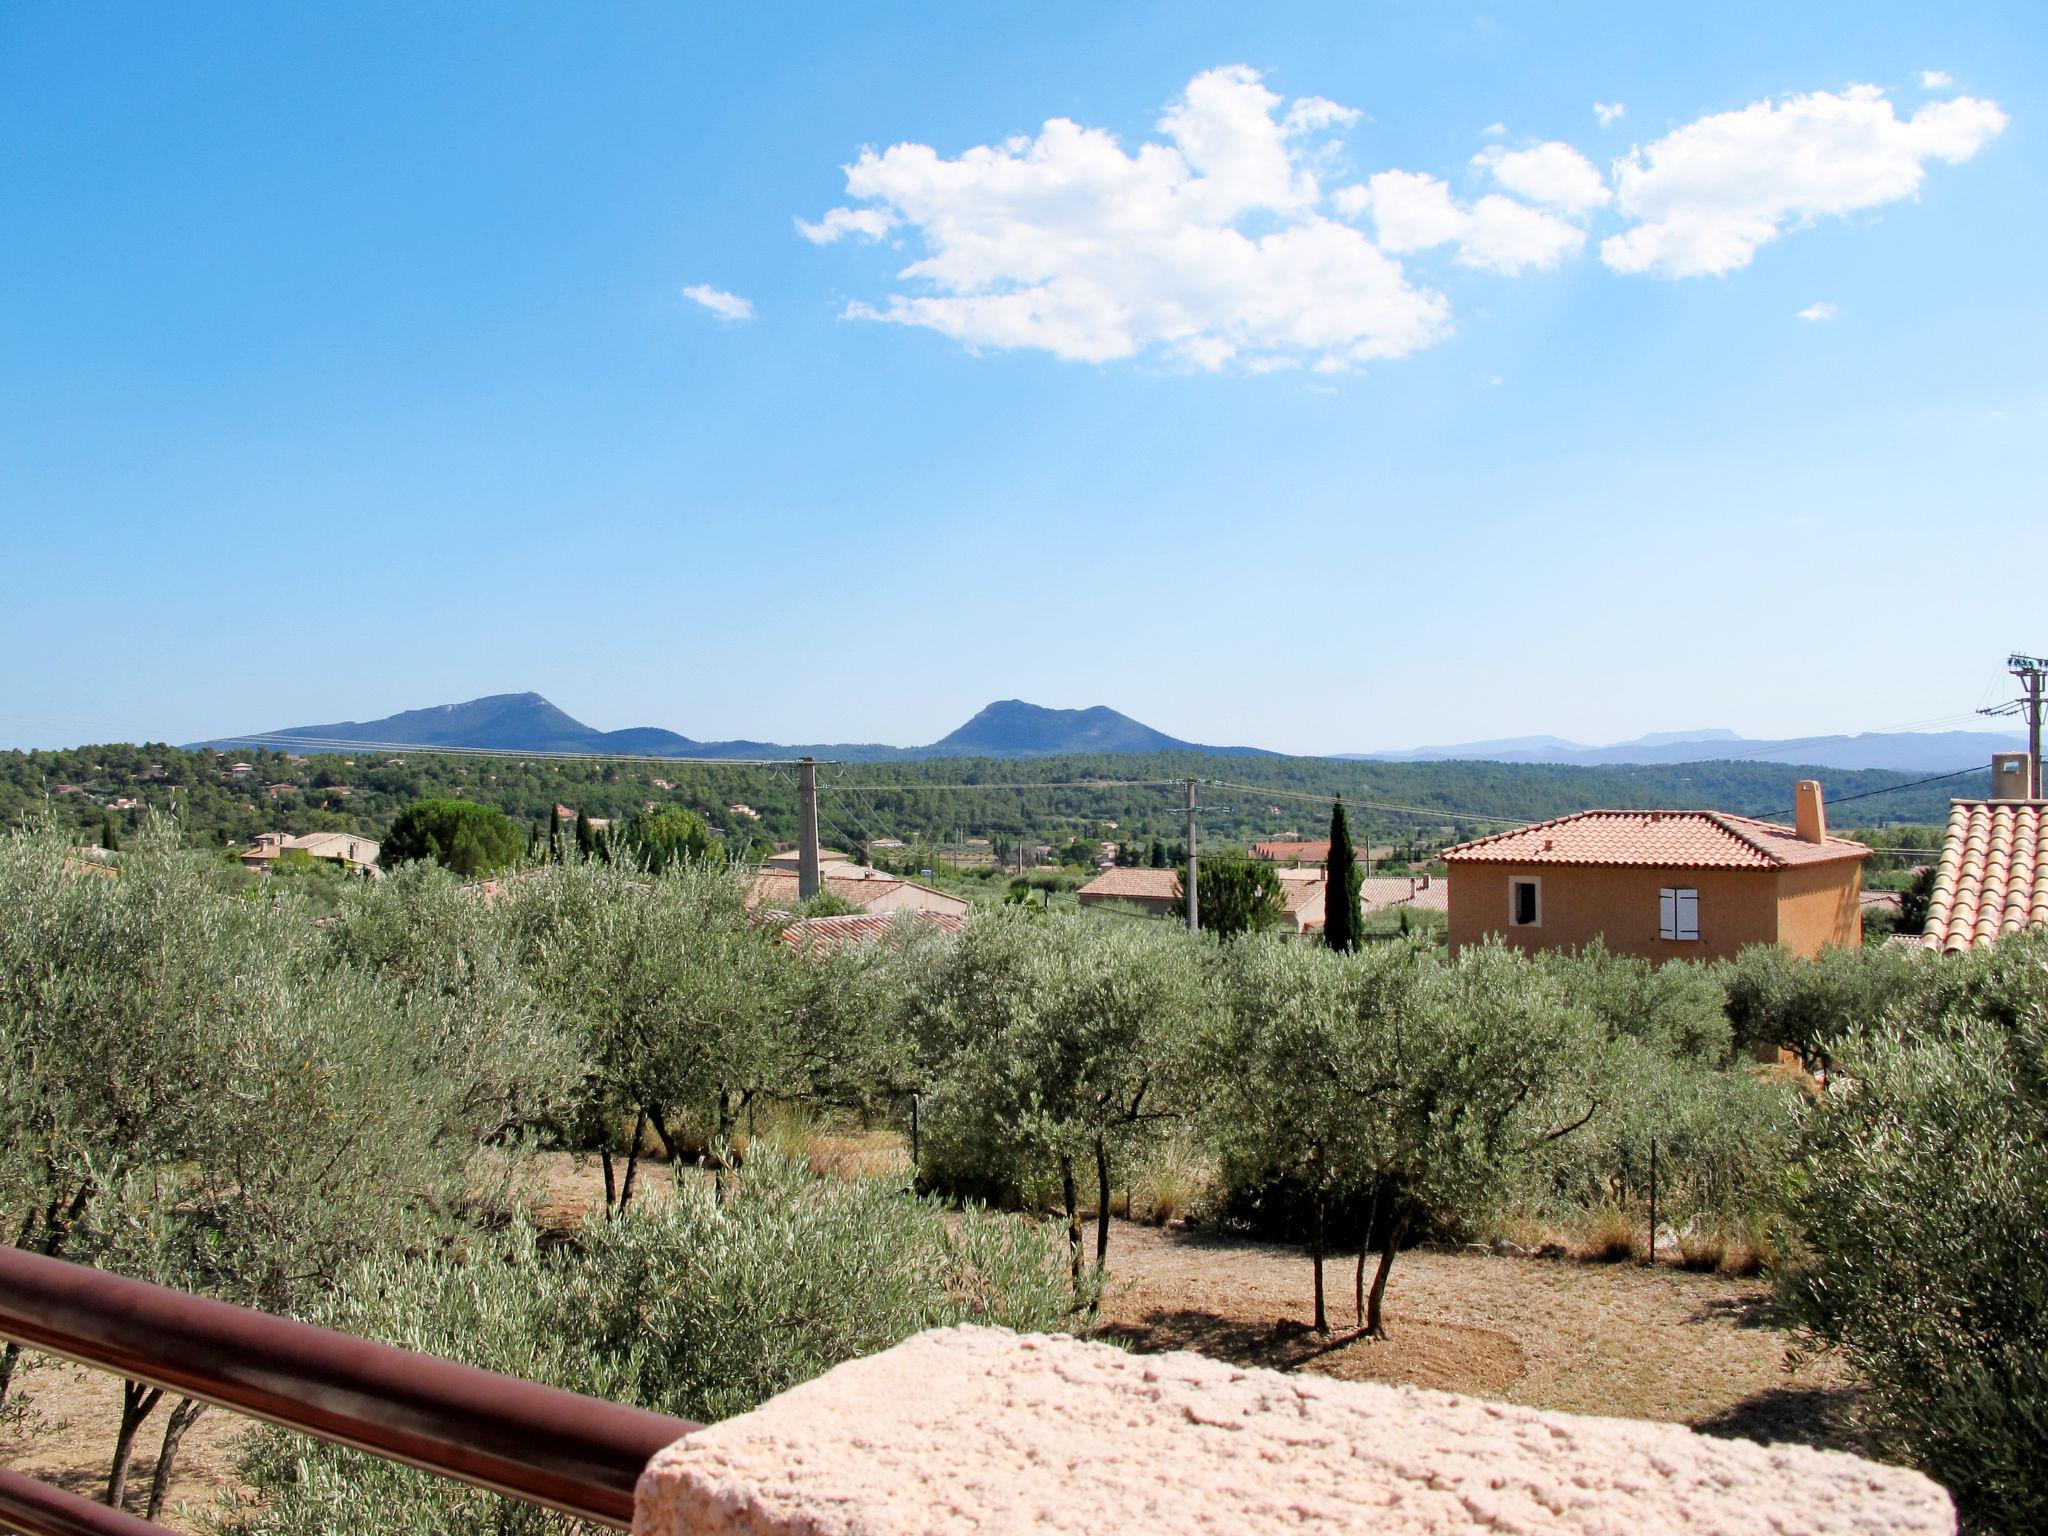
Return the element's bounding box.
[1780,931,2048,1533]
[380,799,524,879]
[225,1149,1079,1536]
[1179,856,1282,940]
[1721,941,1923,1074]
[910,909,1207,1278]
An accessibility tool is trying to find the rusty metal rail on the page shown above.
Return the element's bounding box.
[0,1245,697,1532]
[0,1470,178,1536]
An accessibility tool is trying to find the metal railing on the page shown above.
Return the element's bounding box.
[0,1245,698,1534]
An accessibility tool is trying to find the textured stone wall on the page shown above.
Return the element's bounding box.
[635,1326,1950,1535]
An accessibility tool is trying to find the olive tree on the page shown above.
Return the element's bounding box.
[912,910,1207,1286]
[1781,932,2048,1534]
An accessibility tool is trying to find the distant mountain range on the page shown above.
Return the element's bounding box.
[199,693,1265,762]
[1345,727,2023,774]
[200,693,2021,774]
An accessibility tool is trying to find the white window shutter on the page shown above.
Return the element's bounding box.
[1676,888,1699,941]
[1659,888,1676,939]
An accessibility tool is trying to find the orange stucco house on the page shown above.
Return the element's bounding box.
[1443,781,1867,962]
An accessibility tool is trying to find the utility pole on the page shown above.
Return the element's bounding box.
[1982,654,2047,797]
[797,757,821,900]
[1184,778,1199,934]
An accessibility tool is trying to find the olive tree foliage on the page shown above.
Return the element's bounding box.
[1780,932,2048,1535]
[1204,938,1601,1336]
[0,822,580,1511]
[910,909,1209,1285]
[496,856,842,1207]
[1720,940,1924,1078]
[222,1149,1080,1536]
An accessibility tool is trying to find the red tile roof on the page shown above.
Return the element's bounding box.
[1921,800,2048,954]
[1358,875,1448,913]
[1077,868,1181,901]
[1253,840,1332,863]
[778,910,967,955]
[1442,810,1867,870]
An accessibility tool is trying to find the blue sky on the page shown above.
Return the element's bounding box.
[2,3,2041,754]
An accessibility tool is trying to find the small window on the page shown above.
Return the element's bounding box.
[1659,887,1699,941]
[1510,877,1540,927]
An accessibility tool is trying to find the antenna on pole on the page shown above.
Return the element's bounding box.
[1980,653,2047,798]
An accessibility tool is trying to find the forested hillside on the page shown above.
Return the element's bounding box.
[0,740,1982,857]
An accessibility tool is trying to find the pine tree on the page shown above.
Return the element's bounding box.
[1324,798,1363,953]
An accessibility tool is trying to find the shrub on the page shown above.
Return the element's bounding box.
[380,799,524,878]
[224,1150,1079,1536]
[1780,932,2048,1533]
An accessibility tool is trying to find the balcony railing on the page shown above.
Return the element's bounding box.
[0,1245,698,1536]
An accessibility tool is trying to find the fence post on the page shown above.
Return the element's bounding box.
[1647,1135,1658,1266]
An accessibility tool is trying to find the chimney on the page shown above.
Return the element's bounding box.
[1794,780,1828,845]
[1991,753,2033,801]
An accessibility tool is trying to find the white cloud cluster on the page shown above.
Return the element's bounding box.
[682,283,755,321]
[1601,85,2007,277]
[1796,300,1838,321]
[798,70,2009,369]
[1920,70,1954,90]
[1338,170,1586,274]
[801,66,1454,371]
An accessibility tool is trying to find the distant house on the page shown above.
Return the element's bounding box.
[1076,866,1181,918]
[746,868,969,920]
[226,762,254,778]
[106,797,142,812]
[1442,782,1866,962]
[728,803,761,821]
[1252,840,1332,867]
[264,783,296,799]
[765,847,853,871]
[239,831,381,876]
[1919,766,2047,953]
[777,910,968,955]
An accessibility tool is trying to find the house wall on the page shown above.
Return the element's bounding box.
[1447,863,1782,962]
[1774,860,1863,956]
[1076,892,1180,918]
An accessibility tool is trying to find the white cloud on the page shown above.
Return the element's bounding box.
[1601,84,2007,277]
[795,207,895,244]
[1594,101,1626,128]
[1345,170,1586,274]
[802,66,1451,371]
[1796,300,1838,321]
[1473,141,1612,213]
[682,284,755,321]
[1920,69,1954,90]
[1481,121,1507,137]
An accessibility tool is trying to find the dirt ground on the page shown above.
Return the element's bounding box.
[0,1152,1861,1524]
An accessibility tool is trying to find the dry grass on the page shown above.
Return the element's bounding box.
[1577,1204,1644,1263]
[1677,1228,1728,1272]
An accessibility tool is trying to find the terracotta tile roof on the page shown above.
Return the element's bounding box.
[1920,800,2048,954]
[1253,841,1332,863]
[778,910,968,955]
[1441,810,1868,871]
[1077,867,1181,901]
[1358,875,1449,913]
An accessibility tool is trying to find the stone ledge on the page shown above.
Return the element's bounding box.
[635,1325,1950,1535]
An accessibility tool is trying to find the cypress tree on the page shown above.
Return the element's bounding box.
[1149,838,1166,868]
[100,814,120,853]
[575,808,595,858]
[548,806,563,863]
[1324,798,1363,953]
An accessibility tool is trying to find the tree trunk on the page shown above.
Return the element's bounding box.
[645,1102,679,1161]
[1059,1154,1082,1290]
[1093,1135,1112,1278]
[600,1145,617,1214]
[1365,1213,1406,1339]
[144,1399,206,1523]
[1356,1187,1386,1330]
[1312,1191,1327,1335]
[106,1381,162,1509]
[618,1109,647,1214]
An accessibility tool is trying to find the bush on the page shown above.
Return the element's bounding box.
[224,1150,1080,1536]
[1780,932,2048,1533]
[380,799,524,878]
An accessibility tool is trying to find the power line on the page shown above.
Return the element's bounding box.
[1196,779,1535,826]
[1755,764,1987,821]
